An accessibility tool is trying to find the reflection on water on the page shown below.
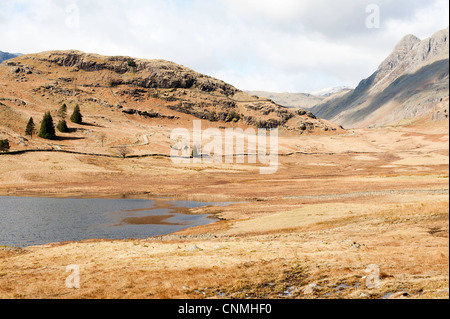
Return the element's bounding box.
[0,196,235,248]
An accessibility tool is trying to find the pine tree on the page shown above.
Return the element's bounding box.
[57,119,69,133]
[58,103,67,119]
[70,105,83,124]
[127,58,137,68]
[25,117,36,138]
[38,112,56,140]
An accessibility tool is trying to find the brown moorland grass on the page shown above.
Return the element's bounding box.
[0,124,448,299]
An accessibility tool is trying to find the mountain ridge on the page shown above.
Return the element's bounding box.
[246,91,325,109]
[311,27,449,128]
[246,86,352,109]
[309,86,353,97]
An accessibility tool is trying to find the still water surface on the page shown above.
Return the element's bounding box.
[0,196,233,248]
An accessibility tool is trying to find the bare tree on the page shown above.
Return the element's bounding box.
[100,133,106,147]
[118,146,129,158]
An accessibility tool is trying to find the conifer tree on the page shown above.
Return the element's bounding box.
[38,112,56,140]
[58,103,67,119]
[25,117,36,138]
[70,105,83,124]
[57,119,69,133]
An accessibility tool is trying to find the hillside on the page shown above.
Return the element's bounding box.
[0,50,343,154]
[312,27,449,128]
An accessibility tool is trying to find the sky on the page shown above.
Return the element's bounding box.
[0,0,448,93]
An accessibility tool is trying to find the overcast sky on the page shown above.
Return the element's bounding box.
[1,0,448,92]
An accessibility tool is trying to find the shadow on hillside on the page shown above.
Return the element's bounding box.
[79,122,105,128]
[351,59,449,123]
[54,136,85,141]
[68,122,104,133]
[312,71,378,119]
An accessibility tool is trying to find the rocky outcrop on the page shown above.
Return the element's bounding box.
[121,107,178,120]
[432,106,449,121]
[38,51,238,96]
[431,97,450,122]
[33,84,80,97]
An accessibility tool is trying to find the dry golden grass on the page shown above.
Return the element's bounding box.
[0,123,448,299]
[0,198,447,299]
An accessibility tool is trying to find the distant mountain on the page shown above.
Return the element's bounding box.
[246,91,325,109]
[309,86,353,97]
[246,87,353,110]
[0,51,21,63]
[311,27,449,128]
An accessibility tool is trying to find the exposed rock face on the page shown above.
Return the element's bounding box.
[431,97,450,122]
[40,51,237,96]
[375,34,421,82]
[312,27,449,128]
[121,107,178,120]
[432,105,449,122]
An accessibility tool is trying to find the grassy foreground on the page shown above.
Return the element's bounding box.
[0,125,448,299]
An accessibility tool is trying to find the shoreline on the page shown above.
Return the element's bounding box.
[0,190,246,203]
[0,194,243,249]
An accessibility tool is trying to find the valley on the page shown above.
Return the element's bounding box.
[0,121,448,299]
[0,46,448,300]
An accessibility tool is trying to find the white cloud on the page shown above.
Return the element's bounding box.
[383,0,449,39]
[0,0,448,92]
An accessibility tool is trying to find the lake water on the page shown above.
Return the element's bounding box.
[0,196,234,248]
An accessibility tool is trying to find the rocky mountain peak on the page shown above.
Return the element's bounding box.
[395,34,421,51]
[375,34,421,81]
[312,27,449,128]
[377,28,449,83]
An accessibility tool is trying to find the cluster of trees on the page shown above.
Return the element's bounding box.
[25,104,83,140]
[1,104,84,153]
